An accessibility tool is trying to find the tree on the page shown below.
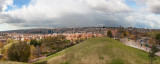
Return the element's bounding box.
[156,33,160,45]
[30,45,36,59]
[35,46,42,58]
[149,45,159,63]
[0,42,5,48]
[30,39,41,46]
[7,38,14,44]
[107,30,113,38]
[7,41,30,62]
[56,35,66,41]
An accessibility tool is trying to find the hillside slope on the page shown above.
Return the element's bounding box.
[35,37,160,64]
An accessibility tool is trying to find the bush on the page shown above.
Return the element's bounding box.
[7,41,30,62]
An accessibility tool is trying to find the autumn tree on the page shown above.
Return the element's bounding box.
[7,41,30,62]
[0,42,4,48]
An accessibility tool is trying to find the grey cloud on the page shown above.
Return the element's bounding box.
[134,0,160,14]
[1,0,160,29]
[6,12,134,28]
[0,0,5,12]
[4,0,131,27]
[149,5,160,14]
[146,0,160,14]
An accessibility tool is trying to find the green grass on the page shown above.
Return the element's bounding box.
[35,37,160,64]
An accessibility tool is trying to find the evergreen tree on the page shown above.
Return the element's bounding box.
[156,33,160,45]
[107,30,113,38]
[149,45,159,63]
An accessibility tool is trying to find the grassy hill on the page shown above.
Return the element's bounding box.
[34,37,160,64]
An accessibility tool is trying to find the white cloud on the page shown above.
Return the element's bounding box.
[125,12,160,28]
[0,0,13,12]
[3,0,131,27]
[0,0,160,31]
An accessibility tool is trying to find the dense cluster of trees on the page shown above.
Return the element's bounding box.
[41,35,75,56]
[30,39,42,47]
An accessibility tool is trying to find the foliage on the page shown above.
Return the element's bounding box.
[7,38,14,44]
[30,39,41,46]
[149,45,159,63]
[7,41,30,62]
[156,33,160,45]
[107,30,113,38]
[30,45,36,59]
[0,42,5,48]
[1,42,14,60]
[156,33,160,40]
[116,29,129,38]
[130,35,136,40]
[56,35,66,41]
[38,35,74,56]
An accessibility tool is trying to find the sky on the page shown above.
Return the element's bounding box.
[0,0,160,31]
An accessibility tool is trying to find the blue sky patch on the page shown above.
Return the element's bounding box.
[125,0,146,10]
[5,0,31,12]
[125,0,139,9]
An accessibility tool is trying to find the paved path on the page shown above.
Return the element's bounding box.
[28,56,46,63]
[120,38,160,57]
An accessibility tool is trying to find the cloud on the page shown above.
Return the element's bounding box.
[3,0,131,27]
[133,0,160,14]
[0,0,13,12]
[145,0,160,14]
[0,0,160,31]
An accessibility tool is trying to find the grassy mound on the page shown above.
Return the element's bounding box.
[35,37,160,64]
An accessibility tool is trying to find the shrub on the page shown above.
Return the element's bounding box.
[7,41,30,62]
